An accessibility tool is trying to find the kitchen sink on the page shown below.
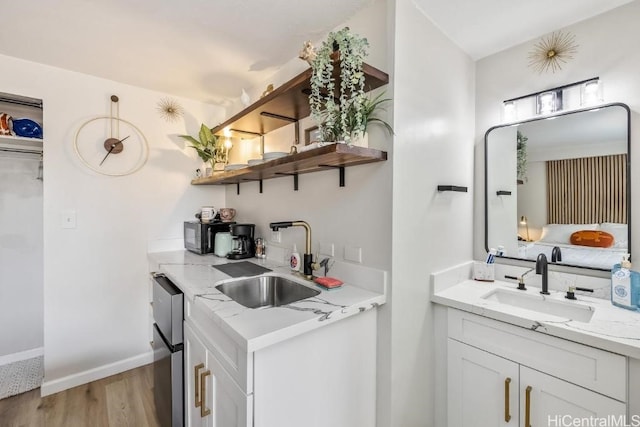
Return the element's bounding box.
[215,274,320,309]
[482,288,595,322]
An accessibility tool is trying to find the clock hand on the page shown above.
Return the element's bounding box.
[99,135,130,166]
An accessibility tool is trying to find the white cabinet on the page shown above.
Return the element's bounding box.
[446,309,627,427]
[184,322,252,427]
[185,298,377,427]
[448,339,626,427]
[448,339,518,427]
[521,366,625,426]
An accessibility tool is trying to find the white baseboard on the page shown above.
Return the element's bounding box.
[0,347,44,366]
[40,350,154,397]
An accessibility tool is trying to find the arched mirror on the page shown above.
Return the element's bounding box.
[485,103,630,271]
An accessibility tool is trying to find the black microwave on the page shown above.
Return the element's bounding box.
[184,221,233,254]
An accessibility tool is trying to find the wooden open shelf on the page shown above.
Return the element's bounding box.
[191,143,387,189]
[211,62,389,137]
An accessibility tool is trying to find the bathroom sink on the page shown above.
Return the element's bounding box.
[216,274,320,309]
[482,289,595,322]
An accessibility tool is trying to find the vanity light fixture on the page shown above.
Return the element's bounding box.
[520,216,530,242]
[503,77,601,122]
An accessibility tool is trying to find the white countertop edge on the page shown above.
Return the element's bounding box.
[148,250,387,353]
[432,280,640,360]
[243,295,385,352]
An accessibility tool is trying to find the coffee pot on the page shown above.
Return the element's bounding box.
[227,223,255,259]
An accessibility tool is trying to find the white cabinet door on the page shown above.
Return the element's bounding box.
[520,367,626,427]
[448,339,519,427]
[185,322,209,427]
[185,321,252,427]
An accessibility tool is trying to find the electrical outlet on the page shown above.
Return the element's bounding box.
[61,210,77,229]
[344,245,362,263]
[271,230,282,243]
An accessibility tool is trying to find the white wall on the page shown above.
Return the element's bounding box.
[0,53,226,394]
[0,153,43,358]
[475,1,640,268]
[391,0,475,425]
[486,126,518,254]
[517,161,546,241]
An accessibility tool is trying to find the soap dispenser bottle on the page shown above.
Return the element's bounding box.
[290,244,301,272]
[611,254,638,311]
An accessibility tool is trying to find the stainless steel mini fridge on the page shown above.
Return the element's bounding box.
[152,273,184,427]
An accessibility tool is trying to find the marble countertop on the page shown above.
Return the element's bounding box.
[148,250,386,353]
[432,278,640,359]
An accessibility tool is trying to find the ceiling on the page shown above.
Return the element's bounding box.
[0,0,633,105]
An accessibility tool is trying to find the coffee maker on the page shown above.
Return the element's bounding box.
[227,223,256,259]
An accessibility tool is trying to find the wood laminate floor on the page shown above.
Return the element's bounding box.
[0,364,160,427]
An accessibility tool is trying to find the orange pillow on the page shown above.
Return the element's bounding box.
[570,230,614,248]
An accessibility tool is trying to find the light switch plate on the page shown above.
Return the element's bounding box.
[344,245,362,263]
[61,210,76,229]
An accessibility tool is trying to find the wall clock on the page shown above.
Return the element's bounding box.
[74,95,149,176]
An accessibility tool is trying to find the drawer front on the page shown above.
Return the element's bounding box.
[448,309,627,401]
[186,299,253,394]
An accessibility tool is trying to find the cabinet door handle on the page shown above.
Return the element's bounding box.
[525,385,532,427]
[194,363,204,408]
[200,370,212,418]
[504,377,511,422]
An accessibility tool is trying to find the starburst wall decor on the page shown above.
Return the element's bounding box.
[157,97,184,122]
[528,31,578,74]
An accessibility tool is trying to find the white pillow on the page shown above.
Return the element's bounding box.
[538,223,598,244]
[599,222,628,249]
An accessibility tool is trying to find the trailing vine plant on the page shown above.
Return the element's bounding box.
[309,27,369,143]
[517,130,528,181]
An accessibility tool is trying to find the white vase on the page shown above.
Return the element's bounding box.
[351,132,369,148]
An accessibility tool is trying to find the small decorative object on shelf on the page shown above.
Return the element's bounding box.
[298,40,317,65]
[261,84,275,99]
[528,31,578,74]
[157,97,184,122]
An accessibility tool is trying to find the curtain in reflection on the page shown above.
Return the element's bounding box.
[547,154,627,224]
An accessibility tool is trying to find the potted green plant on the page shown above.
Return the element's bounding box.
[179,124,224,173]
[320,92,394,146]
[309,27,369,144]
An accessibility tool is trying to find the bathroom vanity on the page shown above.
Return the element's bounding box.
[431,263,640,426]
[148,250,386,427]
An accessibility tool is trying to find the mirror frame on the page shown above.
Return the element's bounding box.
[484,102,631,271]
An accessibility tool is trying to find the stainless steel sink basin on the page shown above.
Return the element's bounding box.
[482,288,595,322]
[215,274,320,309]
